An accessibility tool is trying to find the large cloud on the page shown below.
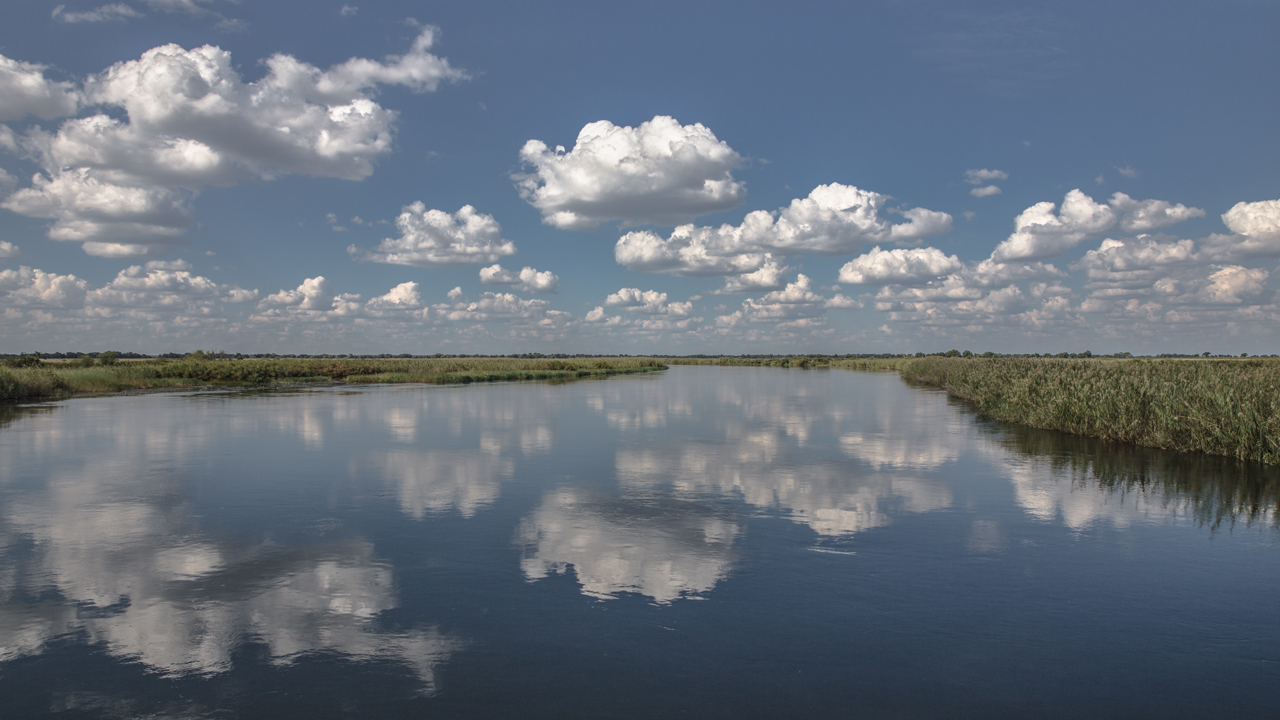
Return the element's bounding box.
[616,183,952,277]
[0,266,89,307]
[1202,199,1280,259]
[1072,236,1198,293]
[86,259,256,313]
[0,30,464,256]
[514,116,746,230]
[350,203,517,267]
[838,246,964,285]
[991,190,1202,261]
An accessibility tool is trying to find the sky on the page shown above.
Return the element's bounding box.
[1,0,1278,355]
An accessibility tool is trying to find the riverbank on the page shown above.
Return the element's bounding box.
[898,357,1280,465]
[0,357,667,401]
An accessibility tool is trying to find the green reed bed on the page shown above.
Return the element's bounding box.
[899,357,1280,465]
[0,357,666,400]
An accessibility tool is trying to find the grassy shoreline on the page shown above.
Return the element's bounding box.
[897,357,1280,465]
[0,357,666,401]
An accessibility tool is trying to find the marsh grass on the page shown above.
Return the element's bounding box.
[901,357,1280,464]
[0,357,666,401]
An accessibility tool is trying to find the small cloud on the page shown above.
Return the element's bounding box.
[970,185,1002,198]
[879,324,893,334]
[962,211,977,221]
[1116,165,1139,179]
[1095,174,1105,185]
[204,250,215,256]
[689,294,702,302]
[331,225,348,232]
[340,4,357,16]
[964,169,1008,185]
[1022,140,1032,148]
[446,286,463,300]
[52,3,143,23]
[0,241,21,259]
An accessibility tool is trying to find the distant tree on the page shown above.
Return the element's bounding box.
[98,351,119,366]
[944,349,961,357]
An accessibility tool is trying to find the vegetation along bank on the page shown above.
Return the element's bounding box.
[0,355,666,401]
[897,357,1280,465]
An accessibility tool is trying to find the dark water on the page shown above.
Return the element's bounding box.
[1,367,1277,719]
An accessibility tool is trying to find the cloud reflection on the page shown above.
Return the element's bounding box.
[0,396,461,689]
[515,489,739,604]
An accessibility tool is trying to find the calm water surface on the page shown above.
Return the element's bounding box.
[1,367,1277,718]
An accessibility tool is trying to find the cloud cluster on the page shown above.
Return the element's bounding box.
[839,189,1279,346]
[838,246,964,285]
[478,264,559,293]
[1204,199,1280,259]
[991,189,1203,261]
[715,274,858,331]
[515,115,746,230]
[0,30,464,256]
[350,204,516,267]
[615,183,952,290]
[604,288,692,316]
[965,168,1007,198]
[252,277,571,335]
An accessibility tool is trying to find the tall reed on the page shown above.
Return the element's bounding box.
[899,357,1280,464]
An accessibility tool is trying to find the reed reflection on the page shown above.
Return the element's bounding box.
[981,420,1280,530]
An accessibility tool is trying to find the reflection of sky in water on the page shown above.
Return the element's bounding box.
[0,393,460,690]
[516,489,738,604]
[1,369,1276,716]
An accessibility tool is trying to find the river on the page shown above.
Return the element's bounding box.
[1,366,1276,718]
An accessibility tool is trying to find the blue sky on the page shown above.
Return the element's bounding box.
[1,0,1278,354]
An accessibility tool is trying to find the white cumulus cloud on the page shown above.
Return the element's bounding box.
[0,266,88,307]
[964,168,1007,184]
[351,203,516,267]
[0,55,80,121]
[1203,198,1280,259]
[970,185,1001,198]
[478,264,559,293]
[515,115,746,230]
[0,30,464,256]
[838,246,964,285]
[87,259,256,310]
[0,240,19,258]
[604,288,692,316]
[615,183,952,277]
[991,190,1202,262]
